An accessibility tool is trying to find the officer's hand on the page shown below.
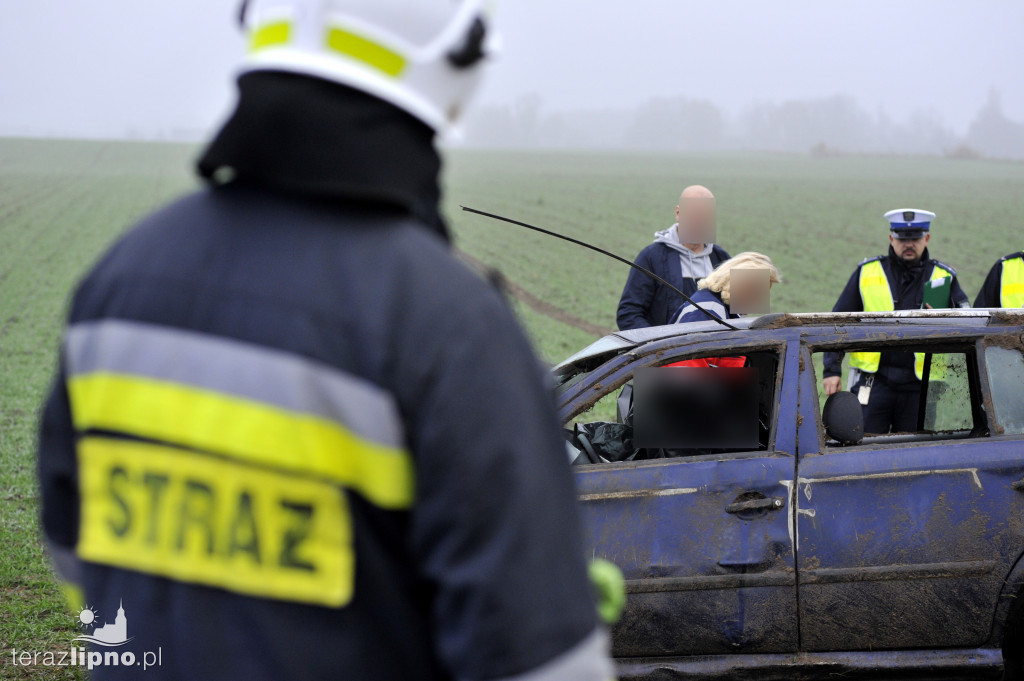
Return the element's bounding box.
[822,376,841,396]
[924,303,933,309]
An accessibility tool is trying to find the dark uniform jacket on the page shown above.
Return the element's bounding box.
[974,251,1024,307]
[37,73,601,681]
[616,242,730,330]
[823,246,969,388]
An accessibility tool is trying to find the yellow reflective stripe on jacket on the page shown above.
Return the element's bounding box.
[67,372,413,510]
[1001,256,1024,308]
[849,260,893,373]
[850,261,952,379]
[77,437,353,607]
[64,320,413,511]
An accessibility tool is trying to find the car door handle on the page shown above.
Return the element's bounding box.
[725,497,785,514]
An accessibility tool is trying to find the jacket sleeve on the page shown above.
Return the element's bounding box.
[974,261,1003,307]
[823,267,864,378]
[401,283,610,681]
[949,275,970,308]
[616,247,656,330]
[37,358,84,606]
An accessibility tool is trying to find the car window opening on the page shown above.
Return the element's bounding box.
[565,350,781,465]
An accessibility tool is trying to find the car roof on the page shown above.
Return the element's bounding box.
[552,309,1024,376]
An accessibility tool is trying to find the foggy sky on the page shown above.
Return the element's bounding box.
[1,1,1021,141]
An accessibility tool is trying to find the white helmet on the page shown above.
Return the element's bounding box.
[239,0,496,131]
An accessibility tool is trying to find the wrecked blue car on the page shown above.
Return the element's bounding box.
[556,309,1024,679]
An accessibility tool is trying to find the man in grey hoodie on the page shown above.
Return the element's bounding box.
[617,185,732,329]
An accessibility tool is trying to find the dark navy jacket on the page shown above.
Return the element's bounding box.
[617,243,730,330]
[975,251,1024,307]
[37,74,599,681]
[673,288,738,324]
[823,247,969,385]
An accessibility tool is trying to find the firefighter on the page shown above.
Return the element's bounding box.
[974,251,1024,308]
[36,2,614,679]
[822,209,970,434]
[616,185,732,330]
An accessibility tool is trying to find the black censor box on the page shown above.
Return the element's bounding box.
[633,366,760,450]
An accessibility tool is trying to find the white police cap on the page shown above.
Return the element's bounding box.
[885,208,935,239]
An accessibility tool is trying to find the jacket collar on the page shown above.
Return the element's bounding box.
[197,71,447,239]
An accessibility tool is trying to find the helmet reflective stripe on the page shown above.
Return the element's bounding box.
[1001,256,1024,308]
[326,27,407,78]
[239,0,493,131]
[248,21,408,79]
[249,21,291,51]
[850,260,952,380]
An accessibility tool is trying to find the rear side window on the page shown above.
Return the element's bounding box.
[812,344,983,446]
[985,346,1024,435]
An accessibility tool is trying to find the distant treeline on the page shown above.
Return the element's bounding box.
[462,90,1024,159]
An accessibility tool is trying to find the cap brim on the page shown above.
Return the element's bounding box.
[891,230,926,240]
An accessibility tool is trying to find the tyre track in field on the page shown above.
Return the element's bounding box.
[455,249,613,338]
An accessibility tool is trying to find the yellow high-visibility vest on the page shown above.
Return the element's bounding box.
[849,259,953,379]
[1000,255,1024,308]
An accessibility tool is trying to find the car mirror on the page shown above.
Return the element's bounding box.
[822,391,864,445]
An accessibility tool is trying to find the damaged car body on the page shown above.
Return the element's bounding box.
[555,310,1024,679]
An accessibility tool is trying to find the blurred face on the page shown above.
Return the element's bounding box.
[675,198,716,246]
[729,268,771,314]
[890,233,930,262]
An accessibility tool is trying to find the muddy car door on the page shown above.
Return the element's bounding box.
[563,337,799,657]
[796,333,1024,651]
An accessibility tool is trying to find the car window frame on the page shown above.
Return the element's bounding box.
[806,336,990,453]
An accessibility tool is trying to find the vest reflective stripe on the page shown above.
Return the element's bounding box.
[849,260,953,379]
[1001,256,1024,308]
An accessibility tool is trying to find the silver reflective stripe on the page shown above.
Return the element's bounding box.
[65,319,405,449]
[472,628,613,681]
[676,300,726,323]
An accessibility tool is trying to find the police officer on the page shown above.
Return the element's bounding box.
[36,2,614,680]
[974,250,1024,308]
[822,209,969,434]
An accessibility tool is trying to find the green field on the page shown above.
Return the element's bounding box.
[1,138,1022,677]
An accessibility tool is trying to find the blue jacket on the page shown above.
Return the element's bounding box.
[616,242,731,330]
[673,288,737,324]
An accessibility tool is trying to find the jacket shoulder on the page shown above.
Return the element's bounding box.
[1000,251,1024,263]
[930,259,959,277]
[858,255,884,267]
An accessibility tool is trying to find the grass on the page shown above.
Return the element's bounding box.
[1,138,1022,677]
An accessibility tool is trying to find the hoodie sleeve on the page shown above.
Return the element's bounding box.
[616,246,657,330]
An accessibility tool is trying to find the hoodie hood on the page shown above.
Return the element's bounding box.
[654,224,716,281]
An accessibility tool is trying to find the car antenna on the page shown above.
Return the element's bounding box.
[460,206,739,331]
